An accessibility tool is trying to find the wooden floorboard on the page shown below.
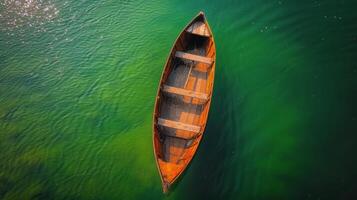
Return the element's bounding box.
[159,48,209,163]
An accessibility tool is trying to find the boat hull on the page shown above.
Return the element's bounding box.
[152,11,216,193]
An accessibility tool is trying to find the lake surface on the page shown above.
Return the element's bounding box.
[1,0,357,199]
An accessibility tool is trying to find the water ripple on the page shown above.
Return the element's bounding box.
[0,0,59,32]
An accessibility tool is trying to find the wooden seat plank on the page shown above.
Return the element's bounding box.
[186,22,210,37]
[162,85,208,100]
[175,51,213,65]
[158,118,200,133]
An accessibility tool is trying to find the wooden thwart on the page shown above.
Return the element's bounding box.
[153,11,216,193]
[175,51,213,65]
[157,118,200,133]
[162,85,208,100]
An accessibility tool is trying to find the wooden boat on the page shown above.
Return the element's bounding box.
[152,11,216,193]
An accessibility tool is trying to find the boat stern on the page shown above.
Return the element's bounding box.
[162,182,169,193]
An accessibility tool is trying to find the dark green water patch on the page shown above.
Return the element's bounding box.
[1,0,357,199]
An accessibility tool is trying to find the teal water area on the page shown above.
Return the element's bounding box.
[1,0,357,199]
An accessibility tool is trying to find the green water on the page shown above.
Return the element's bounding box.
[1,0,357,199]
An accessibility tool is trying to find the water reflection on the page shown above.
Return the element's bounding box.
[0,0,59,31]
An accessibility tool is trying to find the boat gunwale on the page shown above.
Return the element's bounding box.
[152,11,216,193]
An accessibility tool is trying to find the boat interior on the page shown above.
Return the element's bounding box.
[154,15,215,183]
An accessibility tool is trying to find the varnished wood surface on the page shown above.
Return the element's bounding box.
[175,51,213,65]
[157,118,201,133]
[162,85,209,100]
[152,11,216,193]
[186,21,211,37]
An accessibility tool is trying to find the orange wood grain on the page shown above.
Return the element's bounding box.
[152,11,216,193]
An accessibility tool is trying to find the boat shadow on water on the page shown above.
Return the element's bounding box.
[168,67,243,199]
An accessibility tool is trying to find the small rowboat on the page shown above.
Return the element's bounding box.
[152,11,216,193]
